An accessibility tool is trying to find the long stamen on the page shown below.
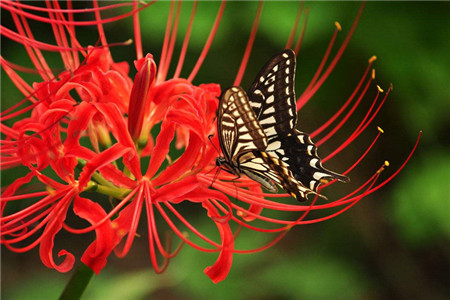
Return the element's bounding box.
[10,5,52,80]
[1,1,136,19]
[297,2,365,109]
[302,21,341,98]
[325,85,390,160]
[132,0,143,60]
[173,1,197,79]
[316,66,373,146]
[235,230,290,254]
[92,0,112,63]
[47,1,75,71]
[115,186,144,258]
[163,202,221,249]
[159,0,182,82]
[311,57,376,139]
[157,0,175,82]
[187,1,226,82]
[293,7,309,55]
[285,2,304,49]
[364,132,421,195]
[233,1,263,86]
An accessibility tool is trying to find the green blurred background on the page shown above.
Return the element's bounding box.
[1,1,449,299]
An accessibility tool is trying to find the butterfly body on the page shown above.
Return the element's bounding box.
[216,49,349,201]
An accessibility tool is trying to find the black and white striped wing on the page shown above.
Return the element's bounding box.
[248,49,297,139]
[217,86,268,162]
[266,130,350,195]
[217,87,279,191]
[247,49,349,199]
[247,151,315,200]
[217,50,349,201]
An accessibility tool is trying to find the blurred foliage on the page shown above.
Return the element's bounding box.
[389,150,450,246]
[2,1,449,300]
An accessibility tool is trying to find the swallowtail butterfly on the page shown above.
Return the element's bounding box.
[216,49,349,201]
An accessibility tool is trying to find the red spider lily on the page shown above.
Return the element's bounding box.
[0,0,420,284]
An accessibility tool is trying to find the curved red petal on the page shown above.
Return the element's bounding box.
[75,196,114,274]
[202,200,234,283]
[38,192,75,273]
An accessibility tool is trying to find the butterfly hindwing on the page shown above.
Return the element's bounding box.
[266,130,350,194]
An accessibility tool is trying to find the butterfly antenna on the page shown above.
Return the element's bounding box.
[208,134,221,154]
[209,166,222,189]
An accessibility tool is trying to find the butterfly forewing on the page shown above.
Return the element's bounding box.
[248,49,297,139]
[218,87,268,161]
[217,87,279,190]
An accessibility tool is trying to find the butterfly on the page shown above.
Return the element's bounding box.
[216,49,349,201]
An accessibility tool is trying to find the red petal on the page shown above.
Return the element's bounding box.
[94,102,141,176]
[128,54,156,140]
[152,134,202,186]
[75,196,114,274]
[39,191,75,273]
[166,109,204,139]
[202,201,234,283]
[111,194,142,257]
[152,176,200,202]
[146,121,176,179]
[78,143,133,188]
[65,102,97,150]
[1,172,35,197]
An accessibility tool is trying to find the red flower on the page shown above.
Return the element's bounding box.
[0,1,420,283]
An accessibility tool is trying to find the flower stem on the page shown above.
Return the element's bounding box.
[59,263,94,300]
[85,181,131,199]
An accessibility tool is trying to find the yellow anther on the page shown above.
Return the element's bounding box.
[334,21,342,31]
[377,85,384,93]
[389,83,394,91]
[369,55,377,63]
[377,161,390,174]
[46,186,56,195]
[237,210,246,217]
[371,69,376,79]
[377,126,384,134]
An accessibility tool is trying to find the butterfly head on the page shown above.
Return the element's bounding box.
[216,157,238,176]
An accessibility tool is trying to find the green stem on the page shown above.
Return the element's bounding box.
[59,263,94,300]
[85,181,131,199]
